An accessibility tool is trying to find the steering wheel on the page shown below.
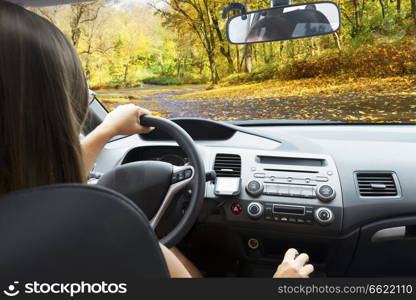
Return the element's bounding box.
[97,115,206,247]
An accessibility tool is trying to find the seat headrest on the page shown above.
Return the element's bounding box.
[0,184,169,280]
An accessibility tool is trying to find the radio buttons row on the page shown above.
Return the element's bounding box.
[254,173,329,183]
[263,183,315,198]
[264,214,313,225]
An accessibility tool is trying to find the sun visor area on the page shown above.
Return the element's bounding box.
[6,0,95,7]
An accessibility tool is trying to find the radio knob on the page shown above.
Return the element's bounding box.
[247,202,264,218]
[316,184,336,202]
[314,207,334,225]
[246,180,264,197]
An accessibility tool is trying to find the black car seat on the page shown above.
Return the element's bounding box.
[0,184,169,280]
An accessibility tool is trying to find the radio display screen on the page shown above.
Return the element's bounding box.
[257,156,325,167]
[273,205,305,215]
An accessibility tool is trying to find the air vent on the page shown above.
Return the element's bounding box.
[214,154,241,177]
[356,172,398,197]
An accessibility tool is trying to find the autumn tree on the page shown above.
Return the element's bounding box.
[33,0,416,87]
[69,1,104,47]
[155,0,230,83]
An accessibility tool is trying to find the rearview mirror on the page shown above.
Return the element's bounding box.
[226,1,340,44]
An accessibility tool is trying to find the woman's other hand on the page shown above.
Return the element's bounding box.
[100,104,153,136]
[273,248,314,278]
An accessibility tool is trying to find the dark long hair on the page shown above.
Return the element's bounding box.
[0,0,89,194]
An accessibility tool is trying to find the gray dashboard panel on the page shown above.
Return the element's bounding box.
[93,121,416,235]
[257,125,416,233]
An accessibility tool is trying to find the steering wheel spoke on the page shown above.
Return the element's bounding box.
[99,115,205,247]
[150,165,195,229]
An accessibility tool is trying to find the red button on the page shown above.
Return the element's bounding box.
[231,203,242,215]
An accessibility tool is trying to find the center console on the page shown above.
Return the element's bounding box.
[208,150,343,236]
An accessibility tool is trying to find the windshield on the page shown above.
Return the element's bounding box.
[32,0,416,123]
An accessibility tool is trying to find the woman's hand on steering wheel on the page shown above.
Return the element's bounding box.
[100,104,153,137]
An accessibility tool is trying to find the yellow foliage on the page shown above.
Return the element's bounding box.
[151,111,167,118]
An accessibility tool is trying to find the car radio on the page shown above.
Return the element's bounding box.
[218,151,343,234]
[246,179,336,203]
[206,149,343,234]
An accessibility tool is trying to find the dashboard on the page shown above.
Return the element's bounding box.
[92,116,416,276]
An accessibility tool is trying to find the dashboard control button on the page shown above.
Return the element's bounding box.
[305,219,313,225]
[248,181,260,190]
[273,216,279,221]
[314,207,334,225]
[177,172,185,181]
[316,184,336,202]
[184,169,193,179]
[264,184,278,195]
[171,173,179,183]
[280,217,288,222]
[289,186,302,197]
[246,180,264,197]
[305,208,314,217]
[277,185,290,196]
[230,203,242,215]
[247,202,263,218]
[297,218,305,224]
[300,187,314,198]
[264,207,273,221]
[289,217,297,223]
[316,176,329,182]
[254,173,265,178]
[248,238,259,249]
[264,206,272,216]
[319,210,330,220]
[172,168,193,183]
[249,205,259,214]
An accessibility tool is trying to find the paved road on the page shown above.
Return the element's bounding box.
[99,86,416,122]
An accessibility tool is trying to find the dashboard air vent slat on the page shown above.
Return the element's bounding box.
[214,154,241,177]
[356,172,398,197]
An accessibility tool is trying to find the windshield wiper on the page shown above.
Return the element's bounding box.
[227,119,345,126]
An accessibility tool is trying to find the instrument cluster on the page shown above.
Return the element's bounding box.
[121,146,188,166]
